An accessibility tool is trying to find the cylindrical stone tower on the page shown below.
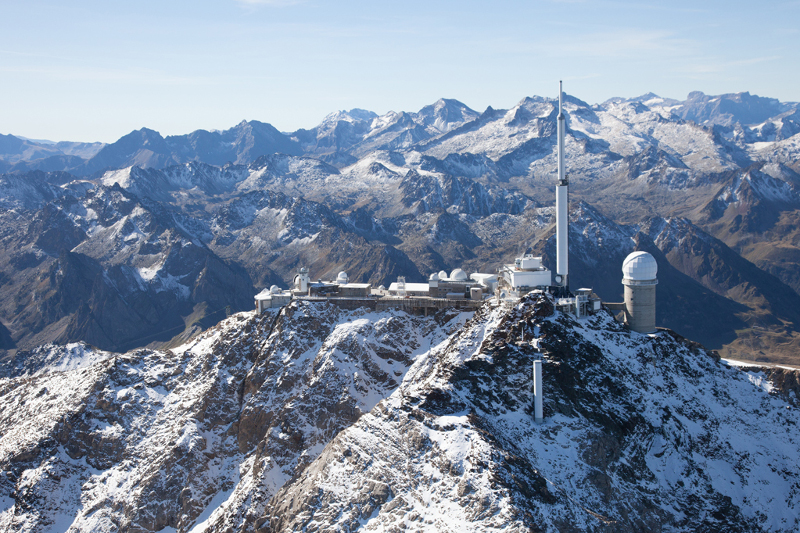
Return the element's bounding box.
[622,251,658,334]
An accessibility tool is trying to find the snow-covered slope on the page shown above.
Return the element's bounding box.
[0,303,470,532]
[1,296,798,532]
[267,295,800,532]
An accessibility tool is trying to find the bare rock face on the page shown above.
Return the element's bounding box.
[753,366,800,406]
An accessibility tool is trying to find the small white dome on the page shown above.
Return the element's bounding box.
[450,268,468,281]
[336,271,349,284]
[438,270,448,280]
[623,251,658,281]
[429,272,439,281]
[270,285,281,294]
[378,285,385,291]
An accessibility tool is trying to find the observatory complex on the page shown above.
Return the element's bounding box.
[253,81,658,336]
[253,82,659,425]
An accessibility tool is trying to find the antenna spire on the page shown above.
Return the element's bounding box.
[556,81,569,292]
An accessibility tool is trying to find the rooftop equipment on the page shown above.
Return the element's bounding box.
[498,253,552,297]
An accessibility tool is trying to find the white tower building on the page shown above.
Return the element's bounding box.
[622,252,658,333]
[555,81,569,291]
[293,267,310,294]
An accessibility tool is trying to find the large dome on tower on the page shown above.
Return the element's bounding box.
[622,251,658,281]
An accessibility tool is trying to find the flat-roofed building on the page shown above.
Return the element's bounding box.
[387,282,430,297]
[499,254,552,297]
[255,285,293,313]
[338,283,372,297]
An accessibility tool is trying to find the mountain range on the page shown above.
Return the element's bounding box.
[2,90,800,364]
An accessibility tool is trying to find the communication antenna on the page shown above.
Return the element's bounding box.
[555,80,569,292]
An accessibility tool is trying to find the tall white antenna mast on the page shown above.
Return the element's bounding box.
[555,80,569,291]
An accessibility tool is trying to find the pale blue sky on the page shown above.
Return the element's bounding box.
[1,0,798,142]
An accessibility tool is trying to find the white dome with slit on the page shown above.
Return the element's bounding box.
[270,285,281,294]
[429,272,439,281]
[438,270,448,280]
[337,271,349,284]
[622,252,657,281]
[450,268,468,282]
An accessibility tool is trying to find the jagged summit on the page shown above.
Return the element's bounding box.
[416,98,480,133]
[0,294,797,532]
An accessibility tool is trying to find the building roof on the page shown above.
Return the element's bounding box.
[254,288,272,300]
[340,283,371,289]
[387,282,430,293]
[255,288,290,300]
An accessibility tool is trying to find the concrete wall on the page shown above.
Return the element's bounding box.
[624,284,656,333]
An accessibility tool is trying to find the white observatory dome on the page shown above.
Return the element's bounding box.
[450,268,468,282]
[438,270,449,280]
[622,251,658,281]
[429,272,439,281]
[336,271,349,284]
[270,285,281,294]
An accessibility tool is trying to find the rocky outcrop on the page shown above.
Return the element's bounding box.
[263,295,800,532]
[0,303,469,532]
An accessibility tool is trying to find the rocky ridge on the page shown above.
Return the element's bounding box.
[0,295,797,532]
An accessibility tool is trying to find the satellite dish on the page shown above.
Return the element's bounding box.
[555,275,563,284]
